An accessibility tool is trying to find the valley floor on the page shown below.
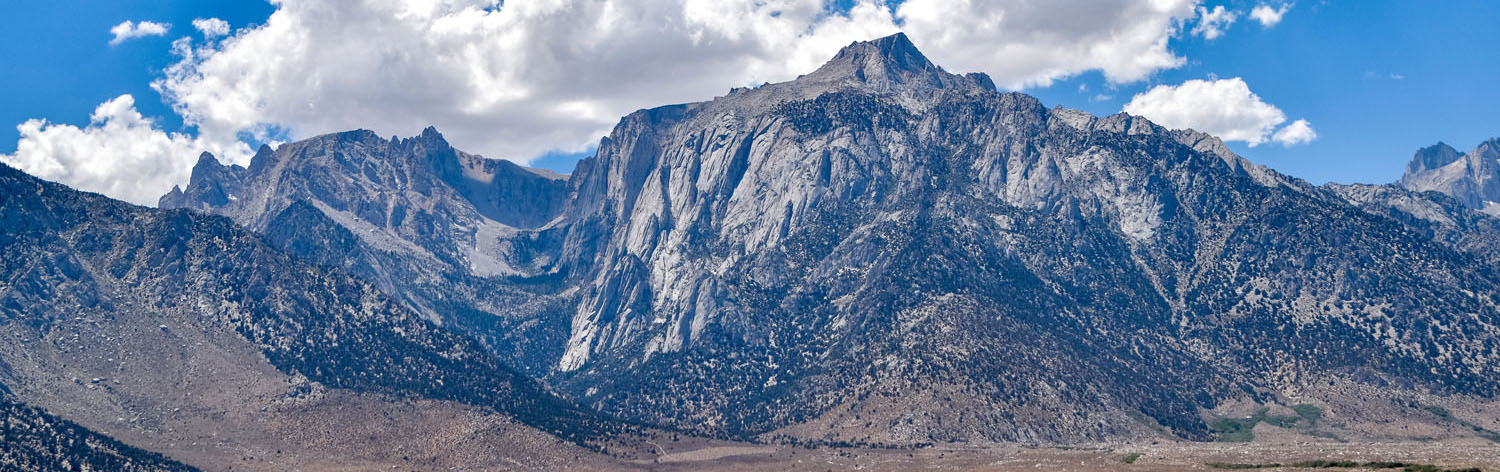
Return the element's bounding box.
[597,442,1500,472]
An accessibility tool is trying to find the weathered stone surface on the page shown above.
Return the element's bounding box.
[1400,139,1500,212]
[548,34,1500,443]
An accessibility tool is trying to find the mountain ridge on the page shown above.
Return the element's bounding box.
[0,159,644,470]
[156,33,1500,446]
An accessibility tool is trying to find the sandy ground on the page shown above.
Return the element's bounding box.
[599,441,1500,472]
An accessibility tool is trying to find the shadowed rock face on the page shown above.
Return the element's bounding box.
[1400,139,1500,211]
[1407,142,1466,176]
[160,152,248,211]
[155,34,1500,445]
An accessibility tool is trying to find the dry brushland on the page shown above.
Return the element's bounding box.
[511,440,1500,472]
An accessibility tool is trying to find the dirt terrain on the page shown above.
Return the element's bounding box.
[595,441,1500,472]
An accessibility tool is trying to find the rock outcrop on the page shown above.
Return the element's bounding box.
[1400,139,1500,213]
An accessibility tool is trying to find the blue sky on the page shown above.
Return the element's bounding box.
[0,1,273,150]
[1,0,1496,202]
[1027,0,1500,184]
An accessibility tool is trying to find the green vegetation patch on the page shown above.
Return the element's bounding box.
[1122,452,1142,464]
[1291,404,1324,423]
[1211,408,1268,442]
[1263,414,1303,428]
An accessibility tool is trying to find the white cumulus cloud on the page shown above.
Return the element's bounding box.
[1249,3,1290,27]
[894,0,1197,87]
[1272,118,1316,146]
[109,20,170,45]
[1191,5,1237,40]
[1122,77,1315,147]
[0,95,252,206]
[192,18,231,38]
[150,0,1203,168]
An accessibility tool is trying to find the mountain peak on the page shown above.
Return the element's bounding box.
[187,152,237,187]
[802,32,990,93]
[813,33,935,82]
[191,152,221,174]
[837,32,932,73]
[1405,141,1465,176]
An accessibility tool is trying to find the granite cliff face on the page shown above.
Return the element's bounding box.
[1399,139,1500,213]
[158,34,1500,444]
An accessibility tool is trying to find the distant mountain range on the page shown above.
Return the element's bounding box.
[3,33,1500,469]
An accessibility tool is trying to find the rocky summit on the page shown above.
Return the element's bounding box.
[149,33,1500,449]
[1399,139,1500,214]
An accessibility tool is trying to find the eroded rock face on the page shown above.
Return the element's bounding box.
[554,34,1187,372]
[1400,139,1500,212]
[548,33,1500,442]
[162,128,568,274]
[160,152,248,211]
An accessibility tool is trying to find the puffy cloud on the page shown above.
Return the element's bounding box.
[109,20,170,45]
[0,95,252,206]
[1249,3,1290,27]
[1272,119,1317,146]
[152,0,1202,167]
[192,18,231,38]
[1191,5,1237,39]
[1122,77,1315,147]
[893,0,1197,87]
